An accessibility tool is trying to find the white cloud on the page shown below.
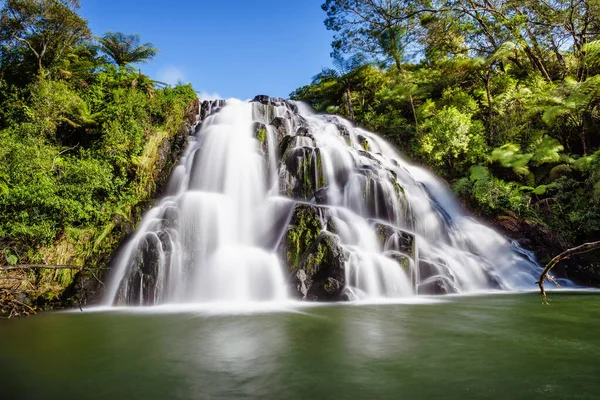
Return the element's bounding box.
[197,90,222,100]
[156,65,186,86]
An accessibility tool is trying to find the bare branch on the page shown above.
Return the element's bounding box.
[536,241,600,303]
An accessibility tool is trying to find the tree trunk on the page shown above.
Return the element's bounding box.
[580,126,587,154]
[345,86,355,123]
[485,68,493,143]
[409,93,418,131]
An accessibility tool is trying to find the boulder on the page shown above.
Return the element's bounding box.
[418,275,458,295]
[296,231,348,301]
[277,204,324,271]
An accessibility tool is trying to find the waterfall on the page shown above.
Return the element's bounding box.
[104,96,542,305]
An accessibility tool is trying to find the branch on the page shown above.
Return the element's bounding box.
[1,264,83,271]
[50,143,79,171]
[536,240,600,303]
[12,34,40,60]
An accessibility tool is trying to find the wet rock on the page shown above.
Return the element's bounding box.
[384,250,413,278]
[314,187,329,205]
[418,259,445,281]
[372,221,415,257]
[296,231,348,301]
[252,95,271,104]
[418,275,458,295]
[294,269,309,298]
[277,204,346,300]
[277,204,324,272]
[279,146,324,200]
[270,116,288,140]
[200,99,225,121]
[252,95,286,105]
[295,126,312,137]
[123,233,163,305]
[358,135,369,151]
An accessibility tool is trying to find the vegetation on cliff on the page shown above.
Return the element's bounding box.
[0,0,197,315]
[291,0,600,279]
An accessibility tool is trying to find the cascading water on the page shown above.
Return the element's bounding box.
[105,96,542,306]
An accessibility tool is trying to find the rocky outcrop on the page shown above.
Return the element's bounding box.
[295,231,348,300]
[277,203,348,300]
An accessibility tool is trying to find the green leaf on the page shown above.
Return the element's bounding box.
[469,165,489,181]
[532,137,563,165]
[6,254,18,265]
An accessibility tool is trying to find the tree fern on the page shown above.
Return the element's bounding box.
[97,32,158,66]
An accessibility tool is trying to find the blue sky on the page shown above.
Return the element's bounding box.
[80,0,334,100]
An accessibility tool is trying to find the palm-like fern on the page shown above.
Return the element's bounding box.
[97,32,158,66]
[543,76,600,154]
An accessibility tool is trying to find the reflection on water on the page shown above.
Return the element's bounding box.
[1,293,600,400]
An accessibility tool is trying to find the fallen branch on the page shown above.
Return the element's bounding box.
[1,264,83,271]
[536,240,600,304]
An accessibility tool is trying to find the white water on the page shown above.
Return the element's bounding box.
[105,98,543,306]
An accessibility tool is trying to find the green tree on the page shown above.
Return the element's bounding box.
[0,0,90,73]
[322,0,435,70]
[417,101,488,173]
[97,31,159,66]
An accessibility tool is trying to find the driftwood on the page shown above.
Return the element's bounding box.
[536,240,600,303]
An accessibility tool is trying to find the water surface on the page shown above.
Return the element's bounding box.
[1,292,599,399]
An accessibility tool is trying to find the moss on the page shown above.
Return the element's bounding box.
[316,150,325,188]
[300,240,328,276]
[358,135,370,151]
[375,225,388,247]
[255,127,267,147]
[284,205,322,271]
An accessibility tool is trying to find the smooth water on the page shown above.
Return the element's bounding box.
[1,292,599,399]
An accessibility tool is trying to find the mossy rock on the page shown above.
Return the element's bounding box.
[296,231,348,301]
[278,204,324,272]
[371,221,415,257]
[252,122,268,152]
[549,164,572,181]
[384,250,413,278]
[279,146,324,200]
[358,134,370,151]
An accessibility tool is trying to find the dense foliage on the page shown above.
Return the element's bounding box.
[0,0,196,304]
[293,0,600,257]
